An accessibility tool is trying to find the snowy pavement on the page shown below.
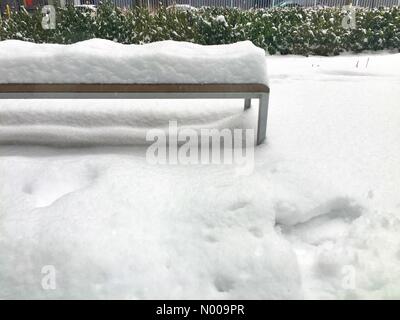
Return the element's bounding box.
[0,53,399,299]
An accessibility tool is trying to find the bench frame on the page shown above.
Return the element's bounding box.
[0,83,270,145]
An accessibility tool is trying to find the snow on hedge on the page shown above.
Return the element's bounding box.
[1,6,399,56]
[0,39,268,84]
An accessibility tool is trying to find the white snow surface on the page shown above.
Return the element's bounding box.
[0,52,399,299]
[0,39,268,84]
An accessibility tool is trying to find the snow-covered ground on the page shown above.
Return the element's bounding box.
[0,52,399,299]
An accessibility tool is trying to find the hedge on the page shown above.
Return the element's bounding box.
[0,4,399,56]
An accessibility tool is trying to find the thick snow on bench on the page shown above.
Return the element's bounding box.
[0,39,268,84]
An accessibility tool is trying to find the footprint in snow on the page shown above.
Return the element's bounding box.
[22,164,99,208]
[279,197,364,245]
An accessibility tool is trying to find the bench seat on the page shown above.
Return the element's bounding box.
[0,39,270,144]
[0,83,270,145]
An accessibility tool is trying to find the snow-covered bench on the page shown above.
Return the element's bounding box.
[0,39,270,145]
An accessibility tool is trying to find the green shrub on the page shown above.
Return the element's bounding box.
[0,3,399,56]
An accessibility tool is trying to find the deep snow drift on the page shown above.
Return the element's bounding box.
[0,52,399,299]
[0,39,267,84]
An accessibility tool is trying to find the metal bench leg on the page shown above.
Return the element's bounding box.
[257,93,269,145]
[244,98,251,110]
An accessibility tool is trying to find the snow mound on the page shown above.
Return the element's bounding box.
[0,99,249,146]
[0,155,301,299]
[0,39,268,84]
